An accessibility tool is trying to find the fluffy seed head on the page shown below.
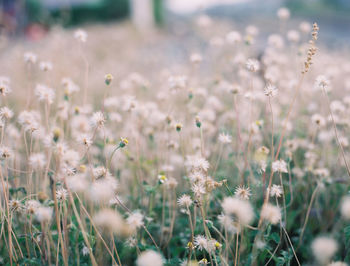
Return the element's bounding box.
[136,250,163,266]
[177,194,193,208]
[221,197,254,225]
[340,196,350,220]
[93,209,132,236]
[260,203,281,224]
[312,237,338,263]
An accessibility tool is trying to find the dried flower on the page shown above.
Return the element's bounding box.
[260,204,281,224]
[234,186,252,200]
[312,237,338,264]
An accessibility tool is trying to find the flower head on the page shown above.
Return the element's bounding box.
[105,74,113,85]
[270,184,283,198]
[264,84,278,97]
[272,160,288,173]
[260,204,281,224]
[119,137,129,148]
[218,133,232,144]
[35,84,55,104]
[246,58,260,72]
[136,250,163,266]
[177,194,193,208]
[127,211,144,230]
[222,197,254,225]
[56,188,68,201]
[74,29,87,42]
[234,186,252,200]
[158,174,167,184]
[277,7,290,20]
[312,237,338,264]
[90,111,105,129]
[315,75,330,91]
[24,52,37,64]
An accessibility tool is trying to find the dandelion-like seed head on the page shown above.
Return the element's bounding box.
[177,194,193,208]
[74,29,88,43]
[264,84,278,97]
[234,186,252,200]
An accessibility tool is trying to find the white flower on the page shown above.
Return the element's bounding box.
[287,30,300,43]
[77,134,93,147]
[0,146,13,160]
[35,206,53,222]
[277,7,290,20]
[312,114,326,127]
[18,110,41,130]
[234,186,252,200]
[190,53,202,64]
[39,61,53,72]
[157,174,168,184]
[168,75,187,91]
[66,174,88,193]
[74,29,87,43]
[177,194,193,207]
[260,204,281,224]
[312,237,338,263]
[246,58,260,72]
[93,209,129,236]
[81,246,90,256]
[194,235,208,251]
[93,166,109,179]
[125,236,137,247]
[90,178,117,204]
[62,78,80,95]
[218,213,237,232]
[127,211,144,230]
[29,153,46,169]
[222,197,254,225]
[26,200,40,214]
[264,84,278,97]
[315,75,331,91]
[270,184,283,198]
[9,199,23,212]
[246,25,259,36]
[188,171,205,183]
[0,107,13,120]
[56,188,68,201]
[165,177,178,189]
[328,262,348,266]
[191,183,206,197]
[196,14,212,27]
[272,160,288,173]
[35,84,55,104]
[186,156,210,172]
[24,52,37,64]
[218,133,232,144]
[299,21,311,33]
[199,258,209,265]
[0,82,12,96]
[90,111,105,129]
[226,31,242,44]
[268,34,285,49]
[341,196,350,220]
[136,250,163,266]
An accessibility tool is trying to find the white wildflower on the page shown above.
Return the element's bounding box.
[136,250,163,266]
[312,237,338,264]
[218,133,232,144]
[272,160,288,173]
[74,29,87,42]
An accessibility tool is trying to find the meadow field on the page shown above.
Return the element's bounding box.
[1,6,350,266]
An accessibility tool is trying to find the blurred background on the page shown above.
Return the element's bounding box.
[0,0,349,46]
